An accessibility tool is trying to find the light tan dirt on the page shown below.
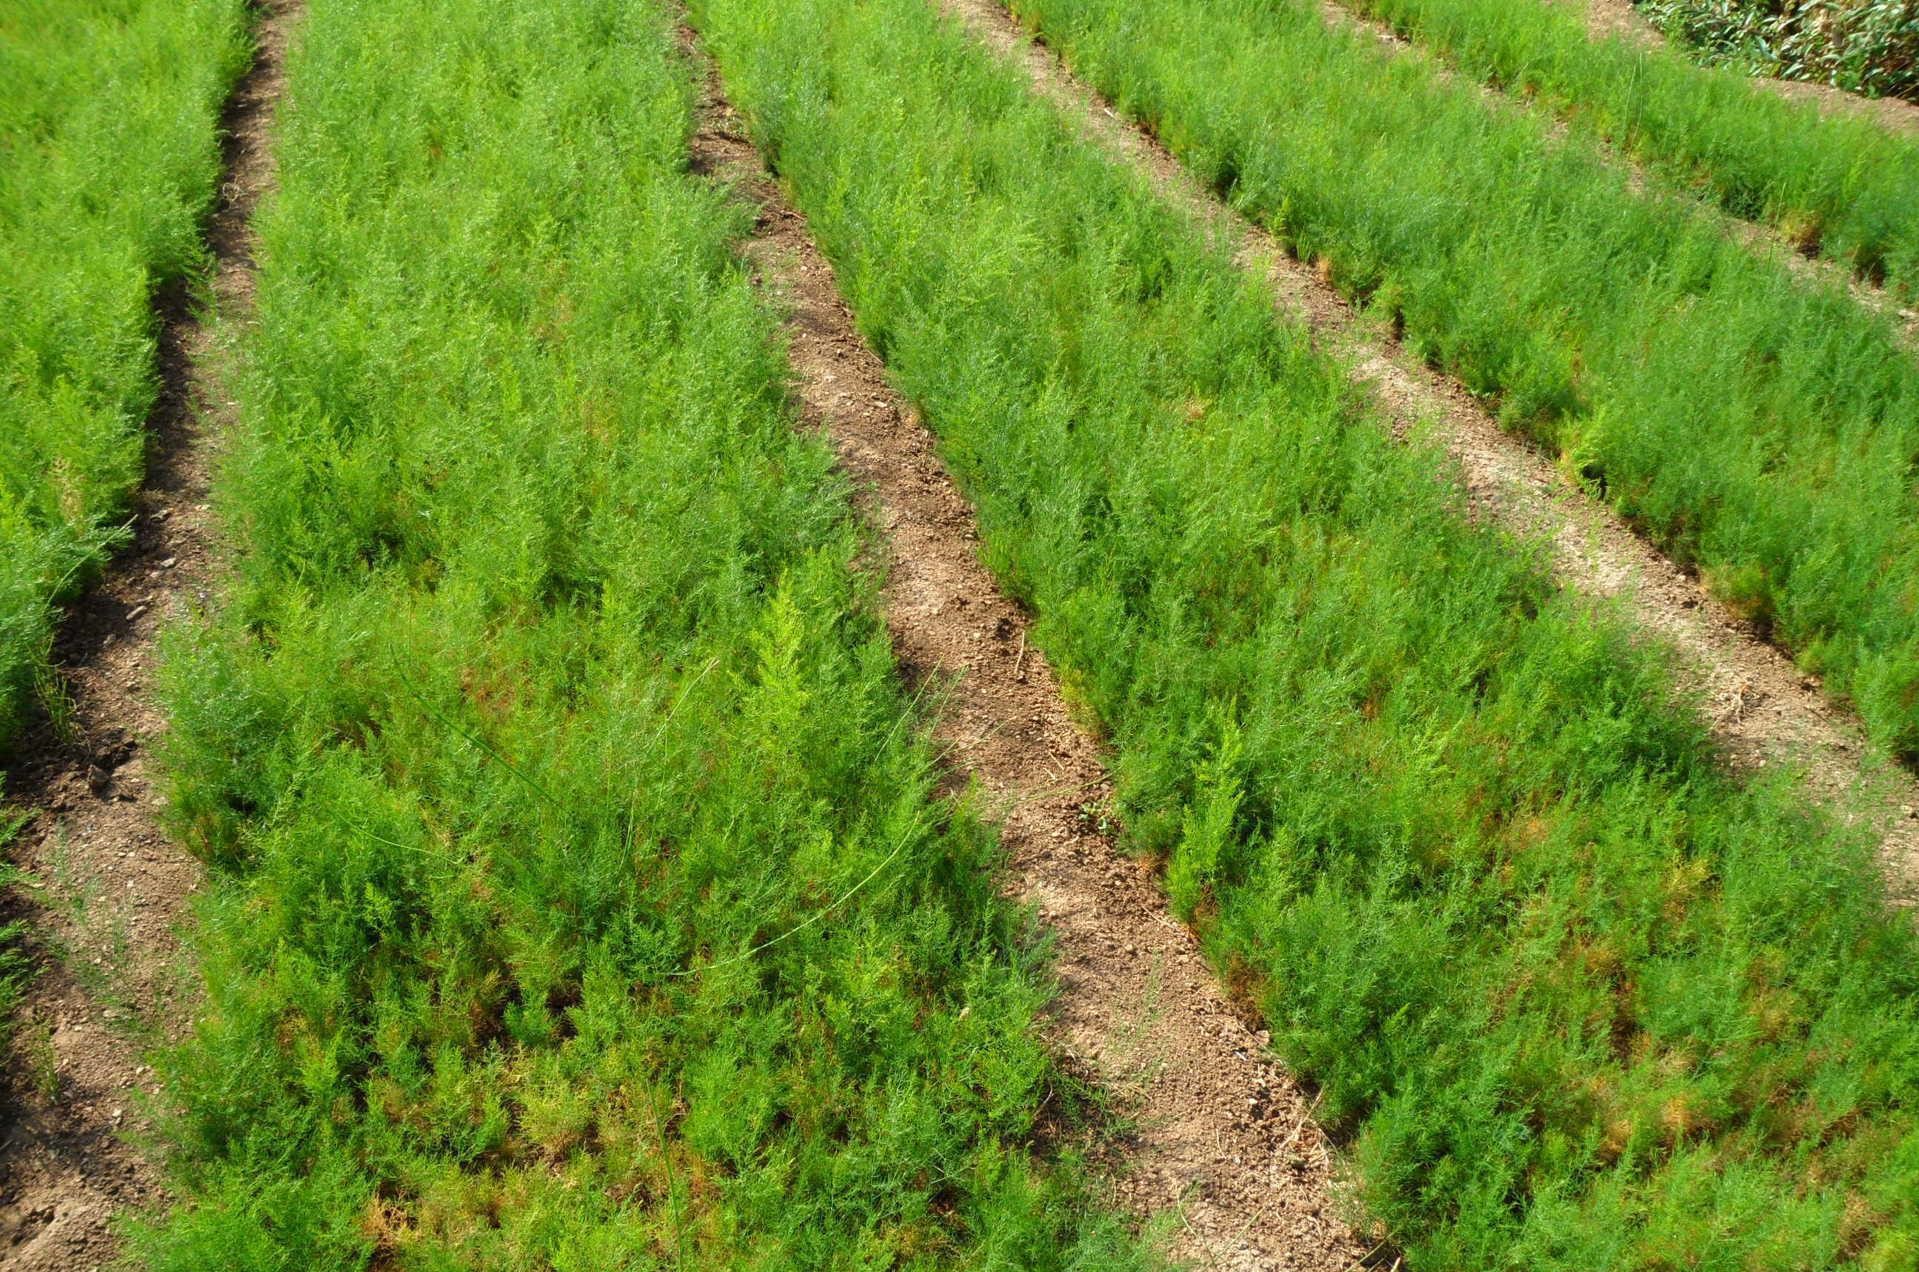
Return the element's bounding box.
[1574,0,1919,137]
[1315,0,1918,344]
[681,24,1372,1272]
[0,2,295,1266]
[950,0,1919,901]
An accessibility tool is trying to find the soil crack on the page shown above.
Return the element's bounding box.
[0,2,297,1266]
[680,21,1371,1272]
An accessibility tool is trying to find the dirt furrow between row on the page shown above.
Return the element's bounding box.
[1314,0,1919,346]
[0,2,296,1266]
[948,0,1919,899]
[680,25,1370,1272]
[1572,0,1919,137]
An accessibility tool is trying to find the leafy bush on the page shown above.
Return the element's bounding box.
[1639,0,1919,101]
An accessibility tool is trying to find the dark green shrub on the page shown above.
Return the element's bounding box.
[1639,0,1919,101]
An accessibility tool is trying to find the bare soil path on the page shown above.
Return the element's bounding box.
[681,23,1370,1272]
[0,2,295,1266]
[947,0,1919,900]
[1573,0,1919,137]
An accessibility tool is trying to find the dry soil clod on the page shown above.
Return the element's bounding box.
[0,2,297,1266]
[681,21,1371,1272]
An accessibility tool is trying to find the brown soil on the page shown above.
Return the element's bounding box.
[681,24,1371,1272]
[0,2,294,1267]
[1316,0,1919,344]
[944,0,1919,900]
[1575,0,1919,137]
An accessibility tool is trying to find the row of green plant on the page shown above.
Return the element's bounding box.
[0,0,248,751]
[1013,0,1919,764]
[0,853,32,1060]
[692,0,1919,1263]
[1324,0,1919,294]
[1637,0,1919,103]
[130,0,1151,1266]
